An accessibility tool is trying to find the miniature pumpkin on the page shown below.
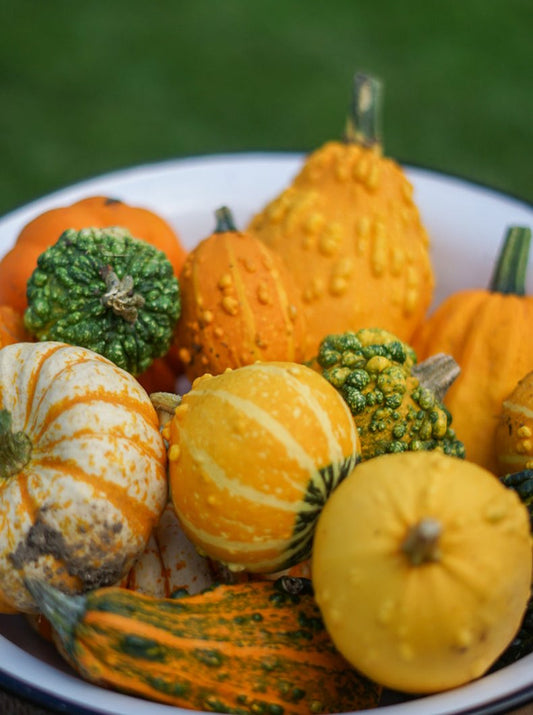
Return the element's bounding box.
[26,577,381,713]
[313,328,464,461]
[412,226,533,473]
[0,305,32,347]
[248,74,434,359]
[0,195,187,315]
[0,341,168,613]
[496,371,533,475]
[165,361,360,574]
[24,227,181,376]
[175,206,308,381]
[312,451,532,693]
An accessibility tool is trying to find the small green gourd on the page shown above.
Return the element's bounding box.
[24,227,181,375]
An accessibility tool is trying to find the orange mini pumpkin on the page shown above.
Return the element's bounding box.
[0,195,187,315]
[0,305,32,347]
[248,74,434,358]
[413,226,533,473]
[175,207,308,381]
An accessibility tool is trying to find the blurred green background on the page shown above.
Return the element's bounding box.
[0,0,531,218]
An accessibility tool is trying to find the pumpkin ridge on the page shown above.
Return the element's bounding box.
[224,233,260,362]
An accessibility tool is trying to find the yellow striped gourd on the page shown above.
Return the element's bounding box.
[165,361,360,573]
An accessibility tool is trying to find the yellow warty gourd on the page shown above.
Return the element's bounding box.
[312,451,532,694]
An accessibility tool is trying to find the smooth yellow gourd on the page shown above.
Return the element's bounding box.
[312,451,532,693]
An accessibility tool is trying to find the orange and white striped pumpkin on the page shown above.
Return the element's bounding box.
[166,361,360,574]
[0,341,168,613]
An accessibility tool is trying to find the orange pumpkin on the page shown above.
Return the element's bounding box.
[0,305,32,347]
[412,226,533,473]
[0,195,187,315]
[248,74,434,358]
[175,207,308,381]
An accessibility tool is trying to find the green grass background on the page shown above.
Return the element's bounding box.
[0,0,531,218]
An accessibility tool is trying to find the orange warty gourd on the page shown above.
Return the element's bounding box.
[495,370,533,475]
[412,226,533,473]
[0,341,168,613]
[0,195,187,315]
[312,451,532,694]
[248,74,434,359]
[165,361,360,574]
[175,207,308,381]
[27,578,381,713]
[0,305,32,347]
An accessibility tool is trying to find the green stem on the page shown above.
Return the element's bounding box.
[100,266,145,323]
[214,206,238,233]
[0,409,32,480]
[489,226,531,295]
[344,72,383,149]
[401,517,442,566]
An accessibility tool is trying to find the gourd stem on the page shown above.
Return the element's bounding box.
[0,409,32,480]
[411,353,460,402]
[100,266,145,324]
[401,517,442,565]
[25,579,85,656]
[489,226,531,295]
[344,72,383,150]
[150,391,182,430]
[215,206,238,233]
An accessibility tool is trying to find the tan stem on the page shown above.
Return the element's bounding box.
[101,266,145,324]
[401,517,442,565]
[150,392,182,430]
[411,353,460,402]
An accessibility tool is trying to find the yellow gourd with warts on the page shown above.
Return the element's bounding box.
[312,451,532,693]
[249,73,434,358]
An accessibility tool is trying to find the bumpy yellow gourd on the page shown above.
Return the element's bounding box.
[165,361,360,573]
[496,370,533,475]
[312,451,532,694]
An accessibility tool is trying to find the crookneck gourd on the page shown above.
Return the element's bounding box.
[0,341,168,613]
[312,451,532,694]
[412,226,533,474]
[24,227,181,376]
[175,206,308,381]
[248,73,434,359]
[26,578,381,714]
[313,328,464,461]
[164,361,360,574]
[0,195,187,315]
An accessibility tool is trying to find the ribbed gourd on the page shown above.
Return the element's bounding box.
[175,207,308,381]
[313,328,464,461]
[312,451,532,694]
[165,361,360,573]
[26,577,381,714]
[24,227,181,376]
[413,226,533,474]
[248,73,434,359]
[0,341,168,613]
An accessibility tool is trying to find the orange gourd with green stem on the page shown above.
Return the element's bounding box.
[412,226,533,473]
[249,73,434,359]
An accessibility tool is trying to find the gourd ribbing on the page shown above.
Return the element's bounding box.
[0,409,32,480]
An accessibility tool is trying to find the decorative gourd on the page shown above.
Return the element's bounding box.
[495,371,533,475]
[24,227,181,376]
[248,73,434,359]
[312,451,532,694]
[122,501,216,597]
[0,341,168,613]
[165,361,360,574]
[314,328,464,461]
[412,226,533,474]
[0,195,187,315]
[0,305,32,347]
[175,206,308,381]
[26,577,381,713]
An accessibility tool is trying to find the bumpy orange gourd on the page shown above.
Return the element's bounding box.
[0,305,32,347]
[413,226,533,473]
[0,195,187,315]
[495,370,533,475]
[175,207,308,381]
[249,74,434,358]
[312,451,532,694]
[0,341,168,613]
[166,361,360,573]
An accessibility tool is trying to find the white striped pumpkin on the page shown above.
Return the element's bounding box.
[0,341,168,613]
[166,361,360,573]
